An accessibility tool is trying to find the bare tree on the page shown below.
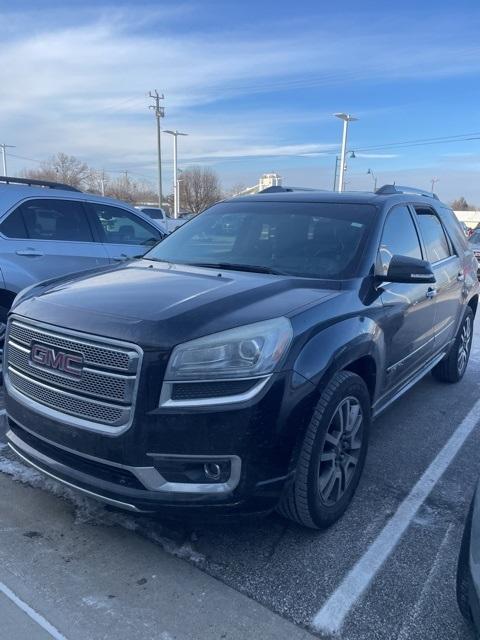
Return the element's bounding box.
[21,152,158,205]
[451,197,476,211]
[105,173,157,204]
[179,167,222,214]
[23,152,90,189]
[224,182,247,198]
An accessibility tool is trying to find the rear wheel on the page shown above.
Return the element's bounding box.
[432,307,474,383]
[278,371,370,529]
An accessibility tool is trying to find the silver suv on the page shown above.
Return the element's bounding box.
[0,177,166,338]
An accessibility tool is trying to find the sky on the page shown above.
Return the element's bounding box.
[1,0,480,203]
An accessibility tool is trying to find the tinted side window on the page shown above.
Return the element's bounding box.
[379,205,422,274]
[0,207,28,238]
[415,208,451,263]
[20,199,93,242]
[90,204,160,245]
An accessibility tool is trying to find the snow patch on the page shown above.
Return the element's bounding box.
[0,449,205,564]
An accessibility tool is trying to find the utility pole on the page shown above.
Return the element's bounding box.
[164,130,188,218]
[0,144,15,176]
[148,90,165,209]
[100,169,106,196]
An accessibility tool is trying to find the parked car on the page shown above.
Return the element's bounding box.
[468,230,480,278]
[457,487,480,636]
[0,177,167,343]
[135,206,187,234]
[4,185,478,528]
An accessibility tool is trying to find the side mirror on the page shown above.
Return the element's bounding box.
[377,254,436,284]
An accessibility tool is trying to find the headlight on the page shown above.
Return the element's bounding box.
[165,317,293,381]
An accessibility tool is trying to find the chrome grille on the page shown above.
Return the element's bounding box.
[6,318,142,432]
[9,322,134,371]
[8,341,133,403]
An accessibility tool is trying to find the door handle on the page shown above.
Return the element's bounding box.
[426,287,437,299]
[15,249,44,257]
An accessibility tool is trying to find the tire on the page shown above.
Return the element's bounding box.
[277,371,370,529]
[432,307,474,383]
[457,500,474,625]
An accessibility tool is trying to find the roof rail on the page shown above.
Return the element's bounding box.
[375,184,439,200]
[0,176,82,192]
[258,185,320,194]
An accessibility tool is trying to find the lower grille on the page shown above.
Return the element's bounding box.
[9,421,145,490]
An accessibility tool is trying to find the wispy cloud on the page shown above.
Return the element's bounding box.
[1,4,480,191]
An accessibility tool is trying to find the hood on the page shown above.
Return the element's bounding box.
[14,260,341,348]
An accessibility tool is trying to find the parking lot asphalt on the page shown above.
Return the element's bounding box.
[1,329,480,639]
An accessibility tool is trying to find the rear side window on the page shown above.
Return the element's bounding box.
[19,199,93,242]
[414,208,451,263]
[379,205,422,275]
[0,207,28,238]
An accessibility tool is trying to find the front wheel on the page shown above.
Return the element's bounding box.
[432,307,474,383]
[277,371,370,529]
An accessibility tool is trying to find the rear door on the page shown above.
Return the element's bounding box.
[378,204,437,387]
[86,203,164,262]
[412,205,464,351]
[0,198,110,287]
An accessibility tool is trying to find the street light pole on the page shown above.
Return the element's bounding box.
[149,90,165,209]
[334,113,358,192]
[164,130,188,218]
[367,168,377,191]
[0,144,15,176]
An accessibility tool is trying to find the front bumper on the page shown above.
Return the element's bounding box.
[4,365,313,518]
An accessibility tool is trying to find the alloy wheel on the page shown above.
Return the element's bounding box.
[318,396,363,506]
[457,316,472,376]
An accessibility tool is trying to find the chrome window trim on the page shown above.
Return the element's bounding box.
[5,315,143,436]
[159,375,271,408]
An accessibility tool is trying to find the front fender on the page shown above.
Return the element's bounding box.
[292,316,385,400]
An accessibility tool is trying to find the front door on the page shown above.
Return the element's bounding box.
[86,203,163,262]
[378,205,437,388]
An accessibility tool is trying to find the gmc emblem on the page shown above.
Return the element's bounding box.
[30,342,84,378]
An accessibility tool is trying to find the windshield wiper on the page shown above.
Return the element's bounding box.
[189,262,288,275]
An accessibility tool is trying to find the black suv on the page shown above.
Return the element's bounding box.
[3,186,478,529]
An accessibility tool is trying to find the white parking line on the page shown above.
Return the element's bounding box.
[0,581,69,640]
[312,395,480,635]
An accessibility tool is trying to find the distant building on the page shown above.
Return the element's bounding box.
[233,172,282,197]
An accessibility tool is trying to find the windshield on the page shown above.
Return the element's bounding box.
[145,201,376,278]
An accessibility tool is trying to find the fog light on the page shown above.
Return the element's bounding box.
[204,462,222,481]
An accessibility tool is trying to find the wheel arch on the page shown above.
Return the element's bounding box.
[468,294,478,318]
